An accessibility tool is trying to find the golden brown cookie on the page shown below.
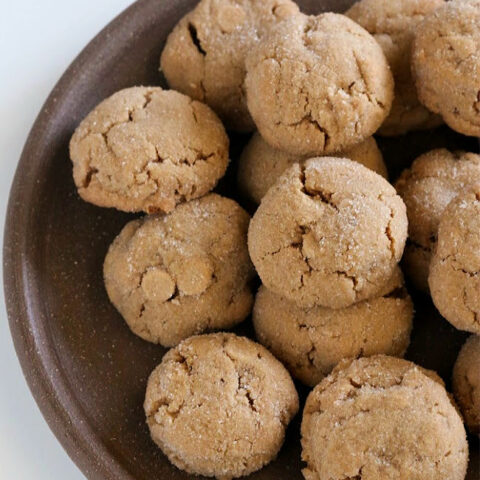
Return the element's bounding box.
[144,333,299,478]
[346,0,443,136]
[245,12,394,156]
[412,0,480,137]
[429,187,480,334]
[70,87,229,214]
[395,149,480,293]
[160,0,299,132]
[253,267,413,386]
[453,335,480,434]
[238,133,387,204]
[104,194,254,347]
[248,157,408,309]
[301,355,469,480]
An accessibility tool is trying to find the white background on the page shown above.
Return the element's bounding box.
[0,1,133,478]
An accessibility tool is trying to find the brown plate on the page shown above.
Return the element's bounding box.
[4,0,479,478]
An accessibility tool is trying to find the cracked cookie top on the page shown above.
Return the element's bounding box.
[253,267,413,387]
[248,157,408,310]
[244,12,394,156]
[144,333,299,478]
[160,0,299,132]
[103,194,255,347]
[301,355,468,480]
[346,0,444,136]
[429,187,480,334]
[412,0,480,137]
[453,334,480,434]
[237,133,387,205]
[70,87,229,214]
[395,148,480,293]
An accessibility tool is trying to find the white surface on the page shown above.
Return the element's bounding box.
[0,1,133,478]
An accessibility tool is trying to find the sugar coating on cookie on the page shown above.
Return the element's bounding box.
[429,187,480,334]
[412,0,480,137]
[395,149,480,293]
[160,0,299,132]
[238,133,387,204]
[248,157,408,309]
[253,267,413,387]
[70,87,229,214]
[453,335,480,434]
[346,0,443,136]
[144,333,299,478]
[245,12,393,156]
[301,356,468,480]
[104,194,254,347]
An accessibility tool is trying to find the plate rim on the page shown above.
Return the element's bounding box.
[3,1,156,478]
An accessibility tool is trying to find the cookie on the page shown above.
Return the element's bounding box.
[253,267,413,386]
[248,157,408,309]
[395,149,480,293]
[429,187,480,334]
[238,133,387,204]
[346,0,443,136]
[144,333,299,478]
[412,0,480,137]
[104,194,254,347]
[245,12,394,157]
[453,335,480,434]
[70,87,229,214]
[160,0,299,132]
[301,355,468,480]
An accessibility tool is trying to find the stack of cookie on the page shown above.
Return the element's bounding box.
[248,157,413,385]
[69,0,480,478]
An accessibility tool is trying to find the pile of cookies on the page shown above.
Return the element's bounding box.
[69,0,480,478]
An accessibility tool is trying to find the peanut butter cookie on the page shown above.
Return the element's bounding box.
[245,12,394,156]
[301,356,468,480]
[248,157,408,309]
[412,0,480,137]
[104,194,254,347]
[395,149,480,293]
[346,0,443,136]
[144,333,299,478]
[238,133,387,204]
[253,267,413,386]
[160,0,299,132]
[429,187,480,334]
[70,87,229,214]
[453,335,480,434]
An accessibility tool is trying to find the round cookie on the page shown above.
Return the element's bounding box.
[412,0,480,137]
[248,157,408,309]
[453,335,480,434]
[253,267,413,386]
[301,356,469,480]
[395,149,480,293]
[160,0,299,132]
[104,194,255,347]
[70,87,229,214]
[346,0,443,136]
[144,333,299,478]
[245,12,394,156]
[429,187,480,334]
[238,133,388,204]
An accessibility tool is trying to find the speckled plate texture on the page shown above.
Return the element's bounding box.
[3,0,480,479]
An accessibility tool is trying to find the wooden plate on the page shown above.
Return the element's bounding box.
[4,0,479,478]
